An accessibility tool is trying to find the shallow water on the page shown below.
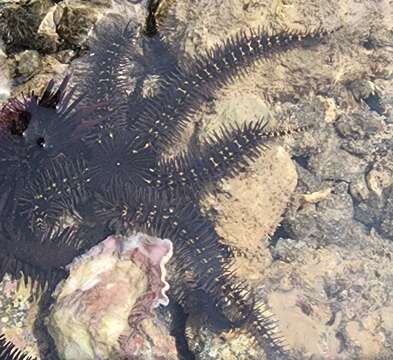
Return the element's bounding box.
[0,1,392,359]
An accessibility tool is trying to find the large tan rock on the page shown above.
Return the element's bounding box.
[200,94,298,280]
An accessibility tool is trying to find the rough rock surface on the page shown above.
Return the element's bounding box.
[186,325,261,360]
[201,95,298,281]
[0,275,41,359]
[0,0,135,97]
[0,41,10,102]
[47,233,176,360]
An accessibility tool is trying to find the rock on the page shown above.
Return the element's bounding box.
[367,168,392,197]
[0,0,54,53]
[53,49,77,64]
[0,274,41,359]
[205,145,297,282]
[200,94,298,280]
[379,186,393,239]
[345,320,384,359]
[294,165,324,193]
[282,182,367,248]
[15,50,42,78]
[301,188,332,205]
[361,26,393,49]
[9,54,69,99]
[0,0,127,96]
[0,0,116,54]
[56,5,99,51]
[365,151,393,196]
[354,181,393,241]
[271,238,307,263]
[206,94,275,128]
[186,325,260,360]
[194,94,297,357]
[347,79,379,103]
[307,136,367,181]
[36,3,63,51]
[335,111,384,140]
[353,191,384,226]
[47,233,177,360]
[349,176,370,202]
[334,110,386,157]
[264,233,393,359]
[0,42,10,102]
[269,288,340,358]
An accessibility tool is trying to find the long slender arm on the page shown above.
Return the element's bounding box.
[72,17,139,142]
[94,186,288,356]
[0,333,38,360]
[133,27,330,150]
[151,120,307,196]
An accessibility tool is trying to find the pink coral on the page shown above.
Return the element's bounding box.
[48,232,175,360]
[117,233,173,357]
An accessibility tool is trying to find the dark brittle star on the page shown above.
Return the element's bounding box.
[0,2,336,359]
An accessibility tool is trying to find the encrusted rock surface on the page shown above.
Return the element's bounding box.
[0,275,41,359]
[47,233,176,360]
[0,0,119,97]
[186,325,262,360]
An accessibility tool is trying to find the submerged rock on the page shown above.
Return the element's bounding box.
[0,274,41,359]
[0,0,54,53]
[266,232,393,359]
[186,325,260,360]
[0,42,10,102]
[47,233,176,360]
[15,49,42,78]
[201,94,298,273]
